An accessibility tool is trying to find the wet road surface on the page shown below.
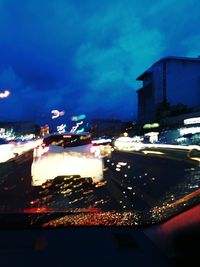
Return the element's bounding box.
[0,147,199,225]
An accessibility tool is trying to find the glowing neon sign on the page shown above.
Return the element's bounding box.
[71,114,86,121]
[143,123,159,129]
[76,128,85,133]
[70,121,83,132]
[57,124,66,133]
[0,90,10,98]
[51,110,65,119]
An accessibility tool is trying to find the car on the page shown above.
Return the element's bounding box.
[91,136,113,157]
[31,132,104,186]
[0,138,16,163]
[113,136,144,151]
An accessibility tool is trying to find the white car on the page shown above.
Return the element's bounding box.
[91,136,112,157]
[31,133,104,186]
[0,138,16,163]
[114,136,144,151]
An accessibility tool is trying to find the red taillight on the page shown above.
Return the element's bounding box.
[63,135,72,138]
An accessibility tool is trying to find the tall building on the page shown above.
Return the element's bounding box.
[136,56,200,124]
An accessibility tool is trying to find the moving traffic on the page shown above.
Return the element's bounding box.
[0,131,199,227]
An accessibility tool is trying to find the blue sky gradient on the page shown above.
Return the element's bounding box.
[0,0,199,126]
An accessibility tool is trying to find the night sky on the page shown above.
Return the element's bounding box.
[0,0,200,128]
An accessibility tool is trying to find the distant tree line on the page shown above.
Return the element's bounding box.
[156,101,193,122]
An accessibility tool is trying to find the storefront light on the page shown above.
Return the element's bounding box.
[143,123,159,129]
[184,117,200,125]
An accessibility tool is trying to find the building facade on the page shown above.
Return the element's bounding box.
[136,56,200,125]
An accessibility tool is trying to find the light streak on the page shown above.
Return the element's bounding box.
[143,123,159,129]
[184,117,200,125]
[76,128,84,133]
[71,114,86,121]
[57,124,66,133]
[142,150,165,155]
[51,109,65,119]
[70,121,83,132]
[179,126,200,135]
[91,138,112,145]
[0,90,10,98]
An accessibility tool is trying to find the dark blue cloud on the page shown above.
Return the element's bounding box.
[0,0,199,127]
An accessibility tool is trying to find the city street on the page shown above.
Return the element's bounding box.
[1,4,200,266]
[0,146,199,225]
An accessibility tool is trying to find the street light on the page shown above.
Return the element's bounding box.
[51,109,65,119]
[0,90,10,99]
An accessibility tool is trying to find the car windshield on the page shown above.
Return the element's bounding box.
[0,0,200,228]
